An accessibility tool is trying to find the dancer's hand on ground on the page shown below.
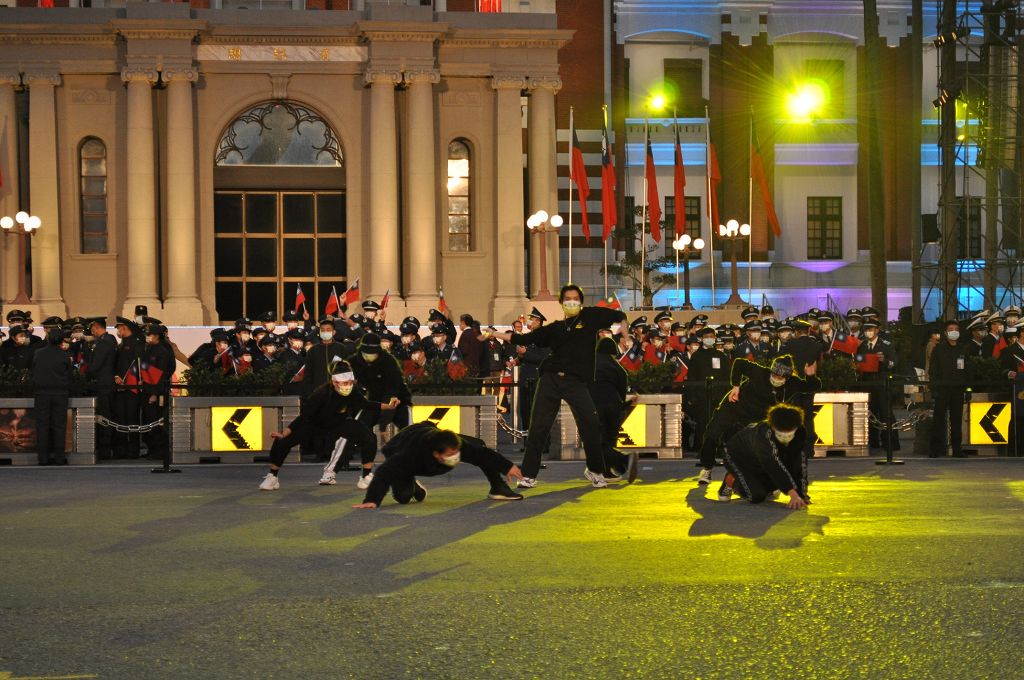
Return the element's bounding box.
[786,490,807,509]
[506,465,524,485]
[727,386,740,402]
[352,502,378,509]
[270,427,291,440]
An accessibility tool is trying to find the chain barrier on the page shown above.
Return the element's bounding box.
[496,412,528,440]
[869,409,932,433]
[95,415,166,434]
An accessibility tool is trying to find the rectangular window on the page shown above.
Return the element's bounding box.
[804,59,846,118]
[957,196,982,259]
[807,196,843,259]
[664,196,702,256]
[663,58,704,118]
[79,137,108,254]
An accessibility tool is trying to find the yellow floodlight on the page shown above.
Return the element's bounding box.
[785,80,829,122]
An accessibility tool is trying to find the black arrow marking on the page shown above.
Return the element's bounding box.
[812,404,825,444]
[222,408,252,449]
[426,407,450,424]
[617,403,639,446]
[980,403,1007,443]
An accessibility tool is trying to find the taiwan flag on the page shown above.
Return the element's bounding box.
[341,278,360,310]
[140,361,165,386]
[830,331,861,356]
[645,133,662,243]
[570,109,591,241]
[447,349,468,381]
[294,283,306,312]
[324,286,341,316]
[596,292,622,310]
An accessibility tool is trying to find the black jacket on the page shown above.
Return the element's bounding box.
[1000,341,1024,379]
[347,352,411,404]
[139,342,176,395]
[724,358,822,424]
[509,307,626,382]
[724,422,808,498]
[85,332,117,391]
[685,346,731,400]
[303,341,352,391]
[31,344,72,393]
[929,340,972,390]
[590,353,628,409]
[290,383,381,433]
[114,334,143,382]
[363,422,514,506]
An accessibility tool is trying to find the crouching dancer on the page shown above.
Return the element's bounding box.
[352,422,524,509]
[717,404,809,509]
[259,362,398,491]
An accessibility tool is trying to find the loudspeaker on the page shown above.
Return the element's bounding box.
[922,214,939,243]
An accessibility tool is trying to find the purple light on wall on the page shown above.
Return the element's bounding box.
[790,261,849,274]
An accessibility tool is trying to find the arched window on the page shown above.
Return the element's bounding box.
[446,139,471,251]
[79,137,108,254]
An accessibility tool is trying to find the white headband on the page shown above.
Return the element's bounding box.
[331,372,355,382]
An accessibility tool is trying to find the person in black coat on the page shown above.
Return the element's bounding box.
[259,361,399,491]
[684,326,732,454]
[492,285,627,488]
[30,329,73,466]
[590,337,639,482]
[303,318,354,394]
[928,320,973,458]
[697,354,820,485]
[352,422,524,508]
[138,324,176,461]
[2,325,38,369]
[718,404,810,508]
[348,332,412,437]
[85,317,117,458]
[111,317,144,458]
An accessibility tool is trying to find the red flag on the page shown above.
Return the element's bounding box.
[380,289,391,314]
[570,114,591,241]
[855,352,881,374]
[39,0,55,6]
[324,286,341,316]
[707,142,722,231]
[751,124,782,237]
[830,331,861,356]
[447,349,468,380]
[122,363,141,395]
[289,365,306,384]
[600,113,617,243]
[341,278,360,308]
[645,133,662,243]
[140,361,165,386]
[596,292,622,310]
[673,124,686,238]
[438,288,450,317]
[478,0,501,10]
[293,283,306,312]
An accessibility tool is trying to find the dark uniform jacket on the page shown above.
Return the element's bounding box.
[685,347,731,401]
[999,342,1024,379]
[86,332,117,392]
[733,338,771,364]
[724,423,808,497]
[114,334,143,384]
[31,344,72,393]
[930,341,973,390]
[347,352,411,405]
[362,422,513,507]
[509,307,627,382]
[725,358,822,424]
[139,342,176,395]
[590,353,628,409]
[856,336,896,375]
[303,341,350,391]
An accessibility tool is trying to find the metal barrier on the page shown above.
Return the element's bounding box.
[813,392,870,457]
[170,396,300,463]
[0,397,96,465]
[557,394,683,459]
[411,395,499,449]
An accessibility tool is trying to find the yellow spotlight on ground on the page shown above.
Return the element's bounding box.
[785,81,829,122]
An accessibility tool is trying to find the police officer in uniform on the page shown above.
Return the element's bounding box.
[31,329,73,466]
[858,318,899,450]
[139,324,175,460]
[111,316,143,459]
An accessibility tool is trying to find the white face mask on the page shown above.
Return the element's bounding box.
[320,331,334,341]
[333,382,354,396]
[946,330,960,341]
[770,376,787,387]
[864,330,877,340]
[773,429,797,444]
[433,336,445,346]
[749,332,761,343]
[289,341,304,351]
[439,451,461,467]
[239,333,251,343]
[264,323,276,332]
[702,337,716,348]
[562,300,583,317]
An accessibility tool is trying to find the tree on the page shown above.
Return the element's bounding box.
[603,205,677,308]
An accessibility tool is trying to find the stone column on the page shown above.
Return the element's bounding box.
[404,68,440,310]
[161,67,204,324]
[527,76,560,298]
[121,66,160,317]
[365,67,403,300]
[25,73,66,317]
[0,73,20,302]
[490,75,530,320]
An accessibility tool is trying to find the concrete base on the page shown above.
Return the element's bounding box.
[160,297,207,326]
[25,299,67,321]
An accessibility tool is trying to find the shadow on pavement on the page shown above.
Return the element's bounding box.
[683,485,830,548]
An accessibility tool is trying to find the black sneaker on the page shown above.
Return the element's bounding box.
[487,485,524,501]
[413,480,428,502]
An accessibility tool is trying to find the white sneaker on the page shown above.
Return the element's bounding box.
[697,468,713,485]
[768,490,781,501]
[517,477,538,489]
[318,471,336,486]
[583,469,609,488]
[584,466,621,482]
[259,473,280,491]
[356,471,374,490]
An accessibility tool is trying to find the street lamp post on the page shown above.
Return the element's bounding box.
[527,210,564,301]
[0,211,42,305]
[672,234,706,310]
[718,218,751,307]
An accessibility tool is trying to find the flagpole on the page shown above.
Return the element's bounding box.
[602,105,610,299]
[568,106,574,284]
[705,104,716,307]
[748,108,754,303]
[673,108,681,308]
[641,110,649,308]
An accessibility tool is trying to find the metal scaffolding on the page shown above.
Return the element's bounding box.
[921,0,1024,320]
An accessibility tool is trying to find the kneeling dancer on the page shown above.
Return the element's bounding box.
[352,422,524,509]
[259,362,398,491]
[718,403,809,509]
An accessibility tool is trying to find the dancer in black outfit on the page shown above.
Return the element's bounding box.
[718,403,810,508]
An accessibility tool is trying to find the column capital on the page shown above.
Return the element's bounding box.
[491,74,528,91]
[162,67,199,84]
[24,73,61,88]
[121,66,159,85]
[527,75,562,94]
[403,69,440,86]
[0,72,21,87]
[364,67,403,87]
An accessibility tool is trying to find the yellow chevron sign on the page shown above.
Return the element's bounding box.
[412,405,461,433]
[969,402,1011,445]
[616,404,647,448]
[211,407,263,452]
